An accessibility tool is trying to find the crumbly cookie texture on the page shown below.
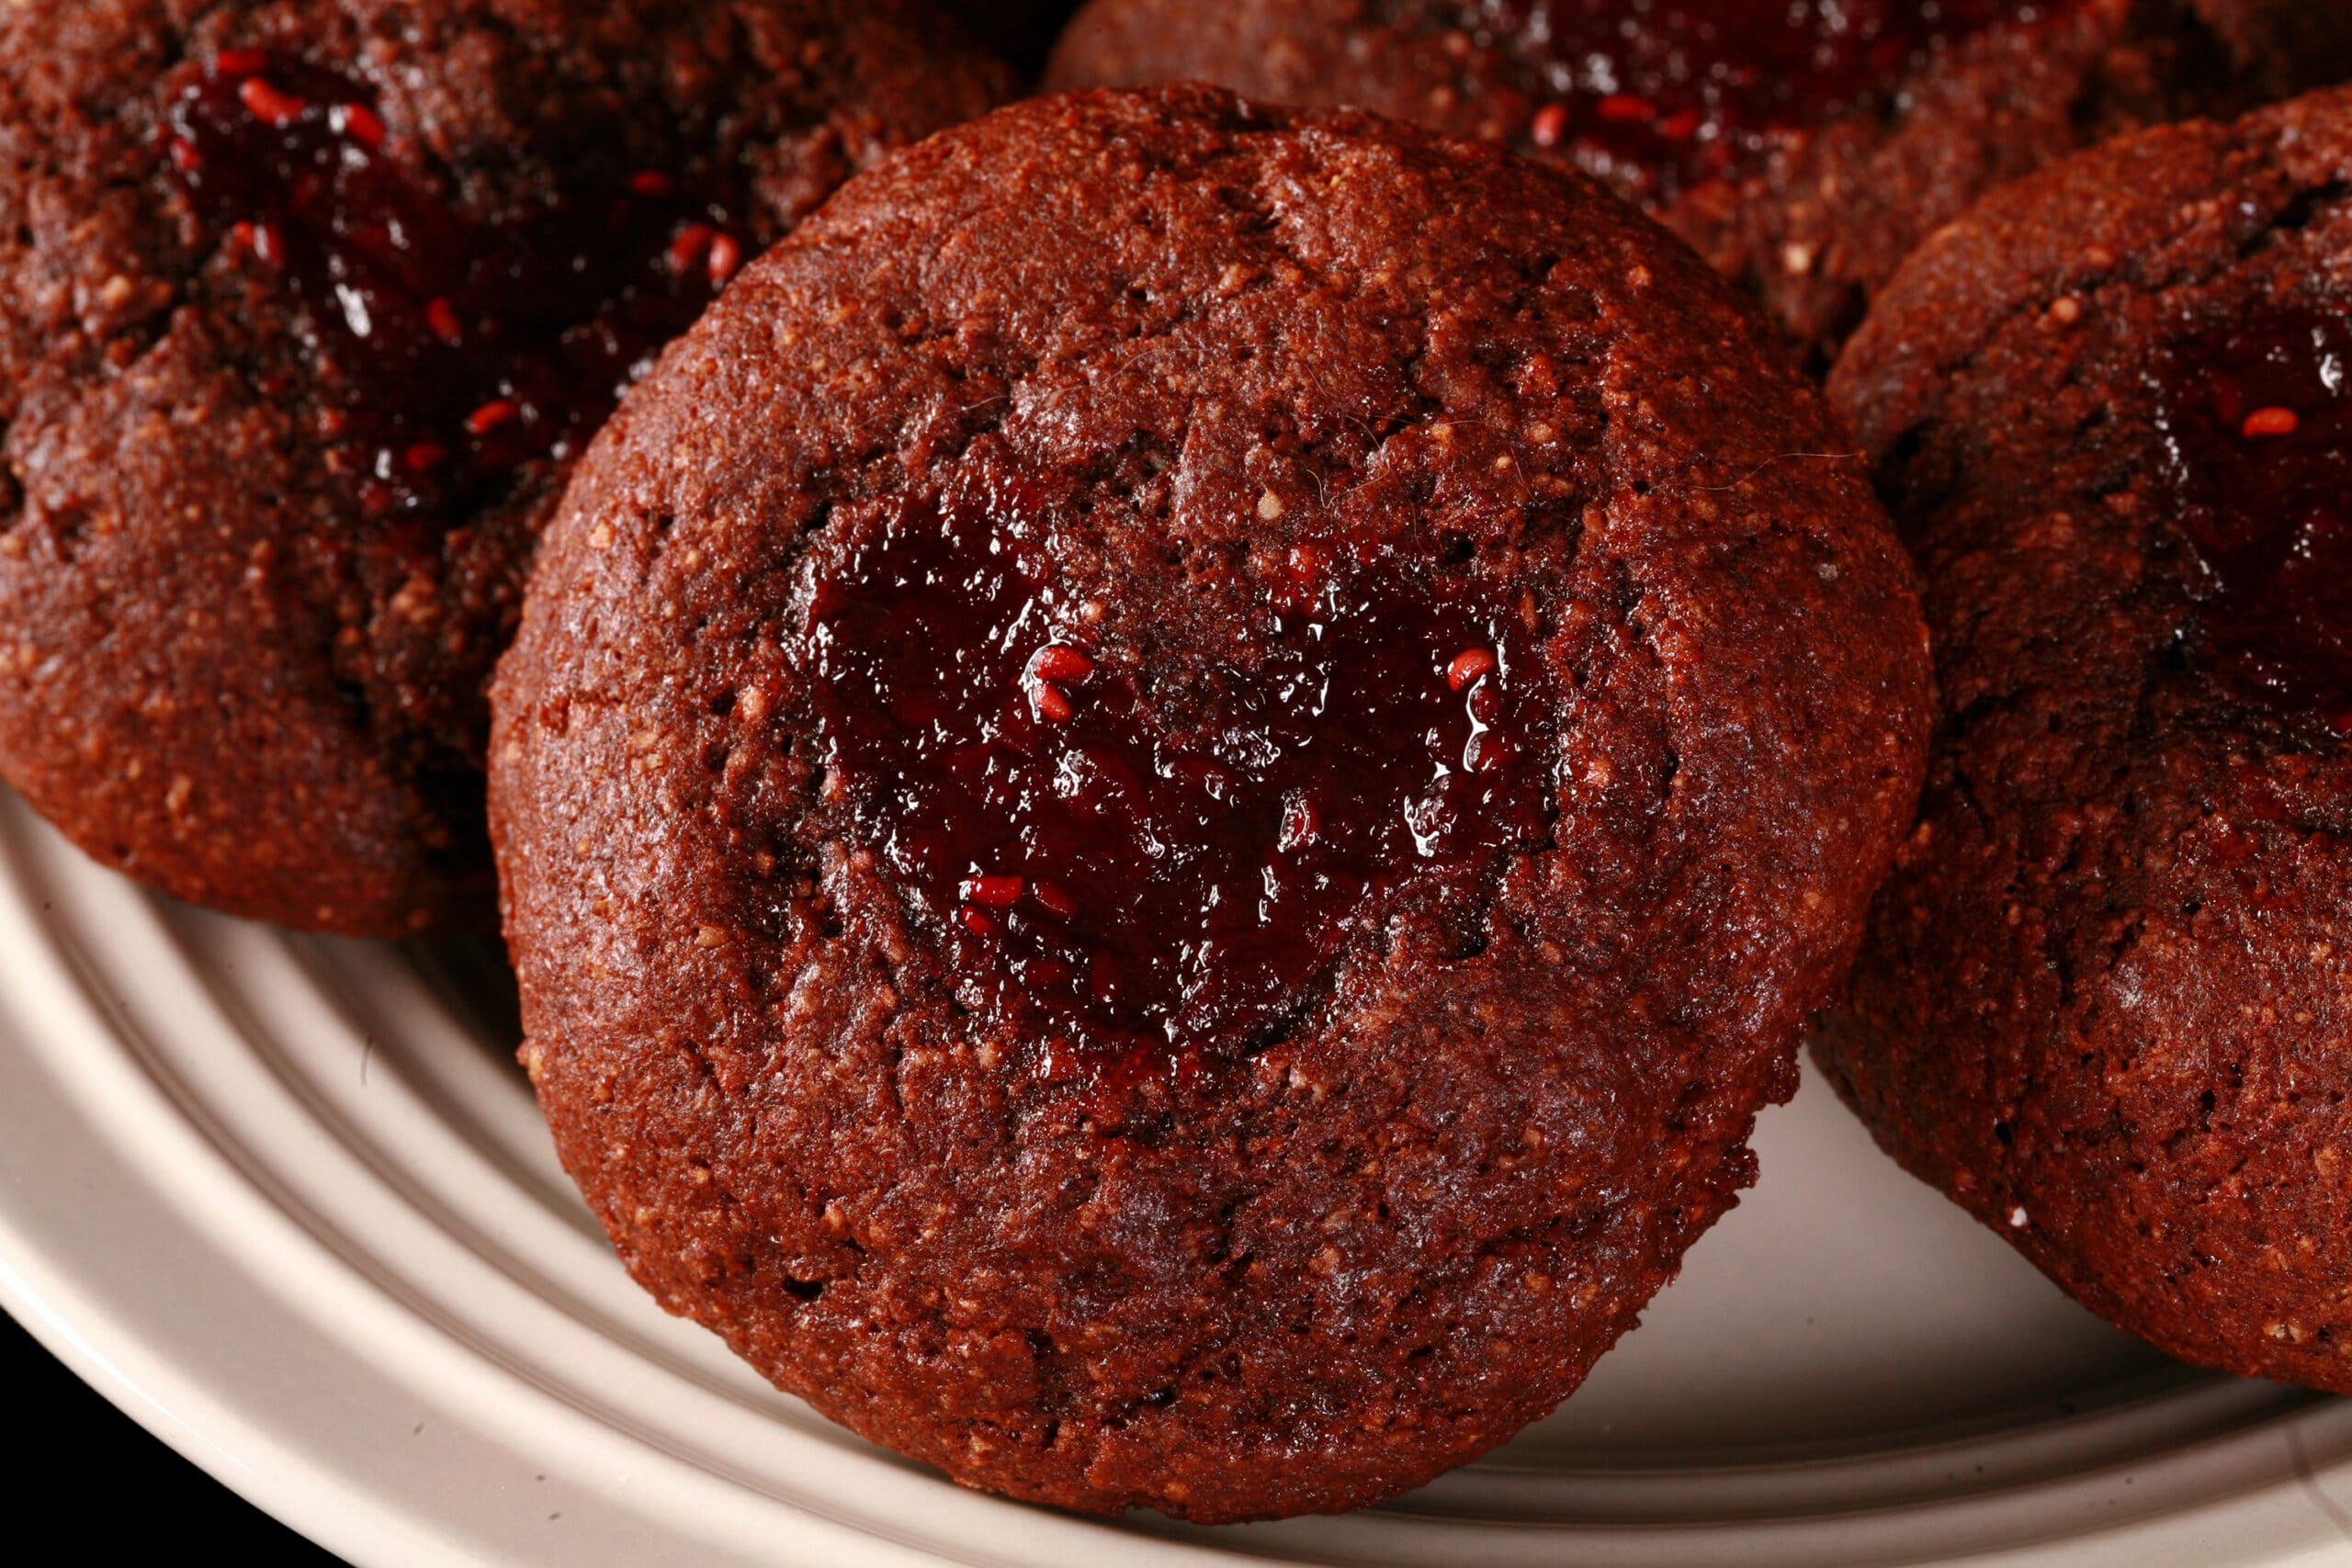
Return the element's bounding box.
[1048,0,2352,366]
[0,0,1008,933]
[1823,84,2352,1393]
[492,86,1929,1519]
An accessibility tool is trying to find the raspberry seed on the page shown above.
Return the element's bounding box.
[238,76,308,129]
[1448,648,1498,691]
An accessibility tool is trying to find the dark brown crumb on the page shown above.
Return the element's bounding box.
[492,85,1930,1520]
[1823,84,2352,1395]
[0,0,1010,934]
[1047,0,2352,367]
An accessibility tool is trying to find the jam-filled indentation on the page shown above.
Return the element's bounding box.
[2157,305,2352,731]
[1474,0,2075,203]
[167,48,748,516]
[808,491,1557,1083]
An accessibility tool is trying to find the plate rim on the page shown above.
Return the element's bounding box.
[4,794,2351,1568]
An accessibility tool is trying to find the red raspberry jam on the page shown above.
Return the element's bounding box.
[2158,306,2352,732]
[166,49,747,516]
[1475,0,2072,203]
[809,493,1556,1081]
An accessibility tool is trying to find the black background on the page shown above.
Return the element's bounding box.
[6,1308,345,1562]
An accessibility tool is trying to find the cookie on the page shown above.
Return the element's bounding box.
[1047,0,2352,365]
[0,0,1009,934]
[1820,85,2352,1393]
[491,85,1930,1518]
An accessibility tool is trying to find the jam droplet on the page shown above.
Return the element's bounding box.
[1468,0,2077,204]
[808,494,1555,1080]
[166,51,751,516]
[2156,305,2352,732]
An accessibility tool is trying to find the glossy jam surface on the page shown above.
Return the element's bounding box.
[2157,307,2352,732]
[809,495,1555,1077]
[167,50,745,515]
[1469,0,2068,202]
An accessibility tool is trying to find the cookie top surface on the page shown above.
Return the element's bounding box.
[0,0,1008,933]
[492,85,1928,1518]
[1047,0,2352,362]
[1823,85,2352,1392]
[1089,0,2070,207]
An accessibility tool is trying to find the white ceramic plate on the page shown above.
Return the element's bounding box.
[1,789,2348,1567]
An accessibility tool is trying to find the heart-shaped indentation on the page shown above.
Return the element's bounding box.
[808,492,1555,1079]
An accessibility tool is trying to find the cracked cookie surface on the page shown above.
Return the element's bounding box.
[0,0,1008,933]
[1822,84,2352,1393]
[491,85,1929,1519]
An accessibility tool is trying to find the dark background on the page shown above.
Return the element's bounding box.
[6,1309,345,1562]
